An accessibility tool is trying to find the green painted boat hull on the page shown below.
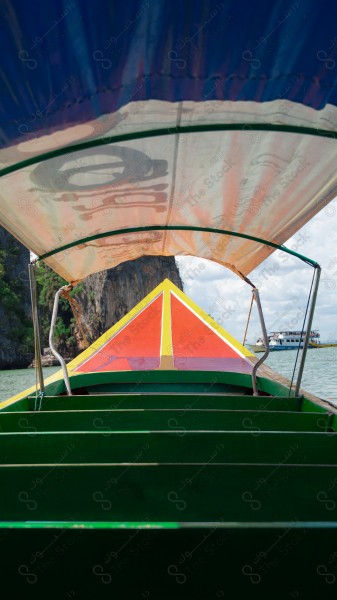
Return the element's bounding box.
[1,370,336,597]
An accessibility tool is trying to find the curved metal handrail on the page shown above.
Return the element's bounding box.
[251,288,270,396]
[49,286,72,396]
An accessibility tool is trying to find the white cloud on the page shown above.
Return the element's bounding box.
[176,199,337,343]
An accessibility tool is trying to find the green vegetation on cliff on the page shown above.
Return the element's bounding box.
[0,242,34,363]
[1,225,183,367]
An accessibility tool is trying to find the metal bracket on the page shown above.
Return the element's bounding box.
[49,286,72,396]
[28,262,45,398]
[251,288,270,396]
[294,266,321,397]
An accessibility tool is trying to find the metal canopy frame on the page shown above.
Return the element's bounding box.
[38,225,319,268]
[40,254,320,399]
[251,288,270,397]
[1,121,337,180]
[16,121,322,398]
[0,122,321,272]
[294,266,321,397]
[49,286,73,396]
[28,262,45,402]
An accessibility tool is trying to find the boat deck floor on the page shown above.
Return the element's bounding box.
[0,390,336,597]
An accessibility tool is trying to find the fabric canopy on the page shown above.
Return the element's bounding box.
[1,0,337,281]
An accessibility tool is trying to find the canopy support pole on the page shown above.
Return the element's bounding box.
[28,262,45,399]
[251,288,270,396]
[242,294,254,346]
[294,266,321,397]
[49,286,72,396]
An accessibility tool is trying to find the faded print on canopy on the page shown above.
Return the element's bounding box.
[2,116,336,282]
[1,2,337,281]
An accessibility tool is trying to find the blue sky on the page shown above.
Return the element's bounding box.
[176,197,337,344]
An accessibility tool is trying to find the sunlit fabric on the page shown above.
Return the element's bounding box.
[0,0,337,280]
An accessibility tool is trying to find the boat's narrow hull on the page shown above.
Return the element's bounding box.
[0,368,336,598]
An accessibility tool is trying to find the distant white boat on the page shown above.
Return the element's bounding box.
[249,330,322,352]
[249,337,267,353]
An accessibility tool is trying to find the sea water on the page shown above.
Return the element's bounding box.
[265,346,337,405]
[0,366,60,403]
[0,348,336,404]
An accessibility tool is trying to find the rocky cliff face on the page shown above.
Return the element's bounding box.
[0,228,34,369]
[0,226,183,367]
[76,256,183,348]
